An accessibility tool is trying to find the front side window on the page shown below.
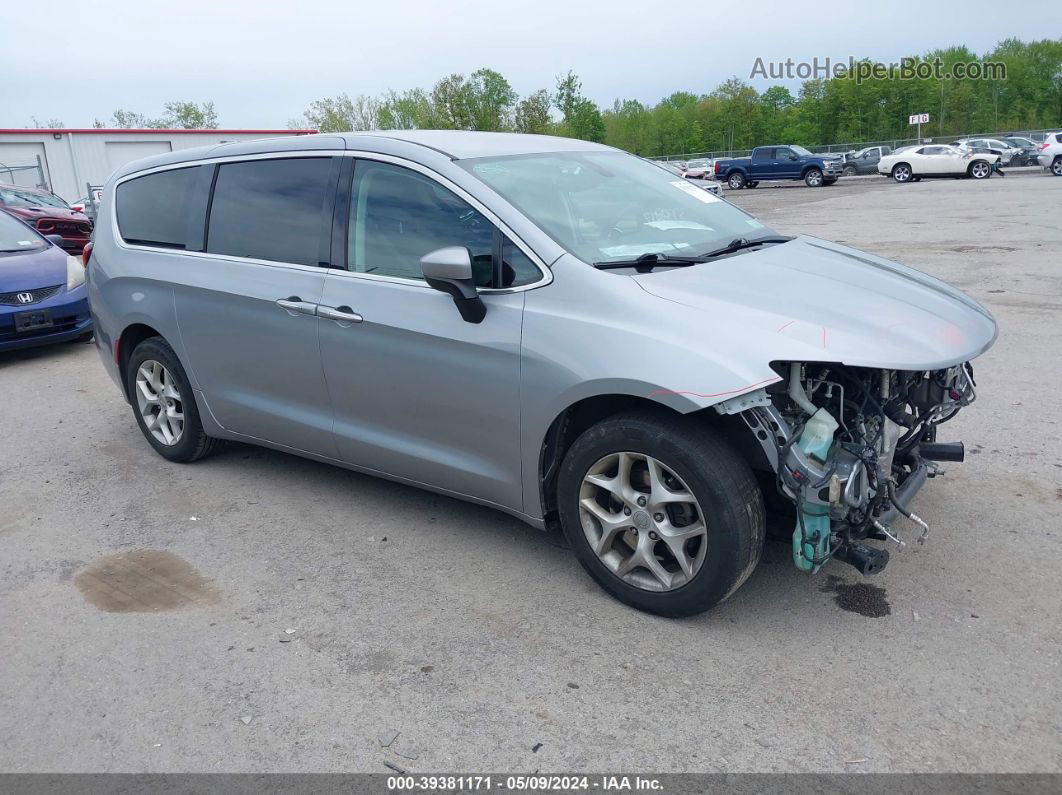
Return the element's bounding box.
[348,160,538,288]
[117,166,200,249]
[462,151,771,265]
[207,157,334,266]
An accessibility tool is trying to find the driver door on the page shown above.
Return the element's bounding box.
[317,157,539,511]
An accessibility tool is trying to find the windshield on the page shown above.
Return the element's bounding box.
[461,151,771,264]
[0,211,46,252]
[790,145,813,157]
[0,187,70,210]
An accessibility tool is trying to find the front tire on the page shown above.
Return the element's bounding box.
[727,172,746,190]
[557,412,765,617]
[892,163,913,183]
[125,336,222,463]
[842,165,857,177]
[804,168,823,187]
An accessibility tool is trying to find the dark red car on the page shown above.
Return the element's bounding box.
[0,183,92,254]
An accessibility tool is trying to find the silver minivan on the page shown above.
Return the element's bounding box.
[90,131,996,616]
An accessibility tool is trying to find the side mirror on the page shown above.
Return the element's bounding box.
[420,247,486,324]
[45,234,65,248]
[789,153,799,161]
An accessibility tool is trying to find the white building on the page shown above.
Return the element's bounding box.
[0,128,317,202]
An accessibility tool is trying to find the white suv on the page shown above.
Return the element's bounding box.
[1036,132,1062,176]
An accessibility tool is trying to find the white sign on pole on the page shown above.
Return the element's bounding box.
[908,113,930,125]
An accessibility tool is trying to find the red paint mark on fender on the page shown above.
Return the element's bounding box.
[648,376,783,400]
[776,319,796,333]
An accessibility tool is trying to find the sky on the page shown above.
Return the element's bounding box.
[3,0,1059,129]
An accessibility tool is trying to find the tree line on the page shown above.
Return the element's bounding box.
[294,38,1061,155]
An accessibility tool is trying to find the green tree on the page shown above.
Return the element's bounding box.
[514,89,552,134]
[466,68,517,131]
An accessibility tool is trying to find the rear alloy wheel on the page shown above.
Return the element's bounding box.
[968,160,992,179]
[1051,157,1062,177]
[804,168,823,187]
[727,172,746,189]
[558,412,764,617]
[892,163,913,183]
[126,336,222,463]
[135,360,185,447]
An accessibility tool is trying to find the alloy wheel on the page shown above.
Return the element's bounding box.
[1052,158,1062,176]
[971,161,991,179]
[578,451,708,592]
[806,170,823,186]
[135,359,185,446]
[893,165,911,182]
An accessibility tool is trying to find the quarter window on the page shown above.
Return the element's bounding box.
[117,166,201,249]
[206,158,334,266]
[348,161,538,288]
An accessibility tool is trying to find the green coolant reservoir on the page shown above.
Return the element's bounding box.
[793,407,839,573]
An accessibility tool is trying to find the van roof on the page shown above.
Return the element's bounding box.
[110,130,617,181]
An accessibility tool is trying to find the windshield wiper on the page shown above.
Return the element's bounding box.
[697,235,793,260]
[593,236,794,272]
[592,252,708,273]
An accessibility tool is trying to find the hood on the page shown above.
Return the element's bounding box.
[632,235,997,371]
[5,206,90,223]
[0,244,69,292]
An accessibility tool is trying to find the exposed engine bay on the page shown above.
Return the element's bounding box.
[717,360,977,576]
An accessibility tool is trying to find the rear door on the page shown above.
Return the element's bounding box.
[317,156,543,509]
[173,155,340,455]
[751,147,780,179]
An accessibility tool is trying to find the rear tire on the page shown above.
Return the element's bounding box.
[727,172,746,190]
[968,160,992,179]
[557,411,765,617]
[125,336,222,463]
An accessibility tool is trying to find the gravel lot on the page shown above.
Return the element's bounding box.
[2,170,1060,774]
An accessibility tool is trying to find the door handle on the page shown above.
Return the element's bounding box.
[276,297,318,316]
[318,305,363,326]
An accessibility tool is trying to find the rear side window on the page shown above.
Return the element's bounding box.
[207,158,334,266]
[116,166,200,249]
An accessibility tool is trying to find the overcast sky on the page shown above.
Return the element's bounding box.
[3,0,1058,129]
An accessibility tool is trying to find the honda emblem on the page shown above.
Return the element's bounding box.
[17,292,34,304]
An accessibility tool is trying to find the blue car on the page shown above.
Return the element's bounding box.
[0,209,92,352]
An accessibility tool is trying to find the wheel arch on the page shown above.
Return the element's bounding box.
[117,323,166,401]
[536,393,764,527]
